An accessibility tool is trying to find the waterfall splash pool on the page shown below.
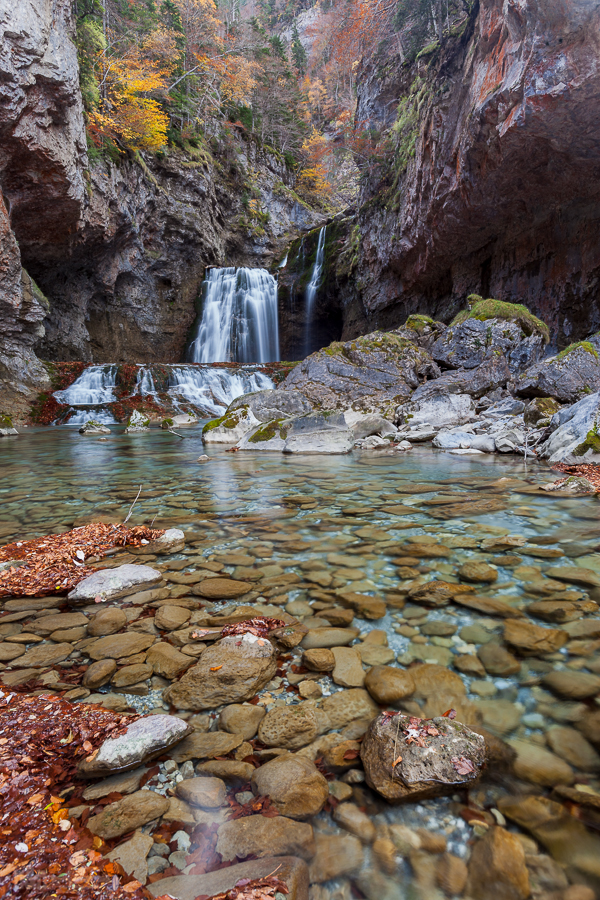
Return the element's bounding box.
[2,429,600,897]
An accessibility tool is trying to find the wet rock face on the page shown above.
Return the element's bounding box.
[352,0,600,344]
[516,345,600,403]
[360,712,486,802]
[431,319,545,374]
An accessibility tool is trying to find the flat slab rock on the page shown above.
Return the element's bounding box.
[78,714,192,777]
[361,712,486,802]
[68,564,163,605]
[147,856,309,900]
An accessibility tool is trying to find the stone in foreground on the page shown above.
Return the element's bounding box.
[78,715,192,777]
[87,790,170,839]
[146,856,309,900]
[68,564,163,605]
[251,755,329,819]
[216,815,315,861]
[361,712,485,802]
[164,634,277,710]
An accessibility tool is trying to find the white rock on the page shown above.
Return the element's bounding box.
[68,564,164,605]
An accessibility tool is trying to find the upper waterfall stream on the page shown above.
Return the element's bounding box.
[188,267,279,364]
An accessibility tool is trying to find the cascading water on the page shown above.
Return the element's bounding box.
[304,226,326,356]
[166,367,274,417]
[187,267,279,364]
[53,365,118,425]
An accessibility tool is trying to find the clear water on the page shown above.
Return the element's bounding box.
[2,430,600,895]
[188,267,280,364]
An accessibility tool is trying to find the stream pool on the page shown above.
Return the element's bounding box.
[2,425,600,898]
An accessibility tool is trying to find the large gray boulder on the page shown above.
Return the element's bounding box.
[228,388,313,421]
[516,343,600,403]
[237,411,354,454]
[281,331,440,414]
[396,393,475,430]
[344,411,397,440]
[431,300,548,373]
[538,392,600,463]
[410,353,512,401]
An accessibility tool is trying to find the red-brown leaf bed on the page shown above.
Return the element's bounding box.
[551,463,600,492]
[0,690,146,900]
[0,524,165,599]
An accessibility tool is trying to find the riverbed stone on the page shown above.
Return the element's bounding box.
[258,704,320,750]
[30,612,89,635]
[147,857,309,900]
[333,802,376,843]
[111,663,153,688]
[86,607,128,636]
[364,665,415,705]
[466,826,530,900]
[16,642,72,668]
[0,643,24,661]
[68,564,163,605]
[546,725,600,770]
[82,767,148,801]
[361,712,485,802]
[503,620,568,654]
[251,756,329,819]
[302,648,335,672]
[336,592,387,619]
[169,731,244,763]
[78,714,192,777]
[133,528,185,555]
[458,561,498,583]
[106,831,153,884]
[146,642,191,679]
[216,815,315,861]
[87,632,155,660]
[194,578,253,599]
[154,605,191,631]
[477,643,521,676]
[87,790,170,839]
[331,647,365,687]
[542,670,600,699]
[176,776,227,808]
[321,688,379,729]
[301,627,360,649]
[218,703,266,740]
[164,634,277,710]
[454,654,487,677]
[508,738,574,786]
[82,658,117,688]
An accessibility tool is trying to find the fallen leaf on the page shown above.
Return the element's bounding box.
[442,709,457,719]
[392,755,403,767]
[209,665,223,671]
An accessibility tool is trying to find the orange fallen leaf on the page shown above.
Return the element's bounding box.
[209,665,223,671]
[26,793,45,805]
[123,881,142,893]
[392,755,403,767]
[82,740,93,752]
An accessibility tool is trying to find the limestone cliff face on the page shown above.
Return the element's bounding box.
[349,0,600,346]
[0,0,319,379]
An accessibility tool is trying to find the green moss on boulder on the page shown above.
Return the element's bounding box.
[452,296,550,343]
[556,341,599,361]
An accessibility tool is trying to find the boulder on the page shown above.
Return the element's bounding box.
[87,790,170,839]
[78,715,192,777]
[538,391,600,463]
[345,412,398,440]
[431,302,547,373]
[229,389,313,422]
[216,816,315,861]
[281,330,440,414]
[361,712,485,801]
[163,634,277,710]
[412,353,513,404]
[258,704,320,750]
[125,409,150,433]
[202,406,259,443]
[397,393,475,430]
[524,397,561,426]
[517,343,600,403]
[433,431,496,452]
[282,411,354,454]
[466,826,530,900]
[68,564,163,605]
[251,756,329,819]
[146,857,309,900]
[79,420,111,435]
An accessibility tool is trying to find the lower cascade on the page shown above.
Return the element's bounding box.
[51,364,274,423]
[187,266,280,364]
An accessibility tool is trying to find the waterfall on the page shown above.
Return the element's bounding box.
[304,226,326,356]
[188,267,279,364]
[166,366,274,417]
[54,365,118,407]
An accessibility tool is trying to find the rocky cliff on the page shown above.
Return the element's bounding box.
[0,0,319,416]
[345,0,600,346]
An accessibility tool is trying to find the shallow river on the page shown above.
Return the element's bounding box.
[2,425,600,899]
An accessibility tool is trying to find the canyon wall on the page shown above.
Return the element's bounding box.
[345,0,600,346]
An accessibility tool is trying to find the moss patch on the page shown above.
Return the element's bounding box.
[405,314,436,333]
[573,426,600,457]
[0,414,14,429]
[451,296,550,343]
[248,419,285,444]
[202,409,244,435]
[556,341,599,361]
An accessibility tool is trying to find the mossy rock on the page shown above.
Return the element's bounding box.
[247,419,289,444]
[573,427,600,457]
[0,414,13,429]
[556,341,599,361]
[405,314,437,333]
[452,296,550,343]
[202,408,246,435]
[160,418,174,429]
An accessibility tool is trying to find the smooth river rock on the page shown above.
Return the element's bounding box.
[251,756,329,819]
[216,815,316,861]
[68,564,163,605]
[147,856,309,900]
[87,790,170,839]
[78,715,192,777]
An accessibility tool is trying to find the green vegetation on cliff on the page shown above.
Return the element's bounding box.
[452,296,550,343]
